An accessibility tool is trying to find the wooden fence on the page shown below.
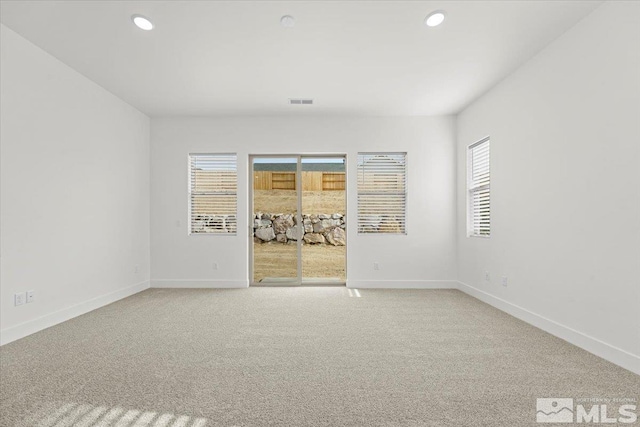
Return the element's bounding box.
[253,171,345,191]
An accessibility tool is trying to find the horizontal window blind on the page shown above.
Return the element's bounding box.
[189,154,237,234]
[357,153,407,234]
[468,138,490,237]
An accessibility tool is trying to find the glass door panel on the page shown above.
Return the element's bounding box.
[252,157,300,284]
[301,157,346,284]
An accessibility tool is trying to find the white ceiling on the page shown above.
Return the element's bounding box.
[0,0,602,117]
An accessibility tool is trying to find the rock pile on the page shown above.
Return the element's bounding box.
[253,212,346,246]
[191,215,237,233]
[357,215,403,234]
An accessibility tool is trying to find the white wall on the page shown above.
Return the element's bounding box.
[456,1,640,374]
[151,116,457,288]
[0,24,151,344]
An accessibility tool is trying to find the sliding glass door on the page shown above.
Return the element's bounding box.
[250,155,346,285]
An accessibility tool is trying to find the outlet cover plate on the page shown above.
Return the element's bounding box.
[15,292,26,306]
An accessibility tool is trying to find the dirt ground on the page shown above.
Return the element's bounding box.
[252,189,346,282]
[253,190,346,214]
[253,243,346,282]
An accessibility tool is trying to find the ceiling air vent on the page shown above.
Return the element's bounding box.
[289,99,313,105]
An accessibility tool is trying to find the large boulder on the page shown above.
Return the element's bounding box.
[313,218,341,233]
[273,214,294,234]
[303,219,313,233]
[254,218,272,228]
[324,227,346,246]
[304,233,325,244]
[313,219,331,233]
[312,221,324,233]
[255,227,276,242]
[286,226,303,241]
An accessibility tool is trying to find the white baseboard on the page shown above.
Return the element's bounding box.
[0,280,150,346]
[151,279,249,288]
[347,280,458,289]
[457,281,640,376]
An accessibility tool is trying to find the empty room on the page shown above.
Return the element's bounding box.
[1,1,639,426]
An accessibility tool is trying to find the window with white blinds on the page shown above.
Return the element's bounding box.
[357,153,407,234]
[467,138,490,237]
[189,154,237,234]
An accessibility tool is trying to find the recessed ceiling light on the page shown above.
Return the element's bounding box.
[281,15,295,28]
[425,11,446,27]
[132,14,154,31]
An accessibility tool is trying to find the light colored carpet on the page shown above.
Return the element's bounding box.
[0,288,638,427]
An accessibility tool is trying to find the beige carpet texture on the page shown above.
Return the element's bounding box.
[1,288,638,426]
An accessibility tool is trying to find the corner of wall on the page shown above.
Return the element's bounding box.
[452,113,461,284]
[0,281,150,346]
[456,281,640,375]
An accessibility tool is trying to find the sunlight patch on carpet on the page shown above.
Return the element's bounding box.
[20,401,208,427]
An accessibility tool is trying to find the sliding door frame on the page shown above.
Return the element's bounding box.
[248,153,348,286]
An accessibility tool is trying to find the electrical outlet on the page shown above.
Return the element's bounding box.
[373,262,379,271]
[26,290,35,303]
[212,262,218,270]
[14,292,26,306]
[484,271,490,282]
[134,265,140,273]
[176,220,181,228]
[502,276,508,287]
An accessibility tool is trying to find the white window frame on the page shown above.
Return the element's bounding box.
[188,153,238,235]
[357,152,407,235]
[467,137,490,238]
